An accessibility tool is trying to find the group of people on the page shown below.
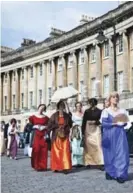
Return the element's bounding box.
[0,118,19,160]
[0,91,130,184]
[25,91,130,184]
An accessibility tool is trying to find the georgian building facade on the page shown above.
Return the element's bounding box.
[1,1,133,130]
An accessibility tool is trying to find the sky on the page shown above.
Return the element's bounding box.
[1,1,119,49]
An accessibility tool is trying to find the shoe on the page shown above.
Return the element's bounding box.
[86,165,91,169]
[54,170,59,173]
[10,156,13,160]
[105,173,113,180]
[14,157,17,160]
[117,178,125,183]
[63,170,70,175]
[99,165,105,171]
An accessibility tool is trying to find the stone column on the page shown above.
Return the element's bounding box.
[7,72,11,110]
[43,61,47,104]
[108,36,115,93]
[15,69,20,110]
[23,67,28,109]
[33,64,37,108]
[72,51,78,89]
[50,58,56,94]
[82,46,89,100]
[95,43,102,98]
[0,74,3,113]
[62,54,67,87]
[122,31,130,92]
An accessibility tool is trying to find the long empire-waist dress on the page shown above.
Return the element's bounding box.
[48,112,72,171]
[71,114,83,166]
[29,115,49,171]
[100,107,129,180]
[7,126,18,158]
[82,108,104,166]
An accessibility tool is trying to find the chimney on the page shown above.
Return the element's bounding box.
[80,15,96,25]
[50,28,66,38]
[21,38,36,47]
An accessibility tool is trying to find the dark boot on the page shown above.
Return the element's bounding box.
[63,170,70,175]
[99,165,105,171]
[117,178,125,183]
[105,173,113,180]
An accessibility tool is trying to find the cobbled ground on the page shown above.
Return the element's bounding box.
[1,149,133,193]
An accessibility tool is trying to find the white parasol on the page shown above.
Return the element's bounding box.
[51,86,79,103]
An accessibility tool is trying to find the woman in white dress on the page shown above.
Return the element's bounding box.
[70,102,84,167]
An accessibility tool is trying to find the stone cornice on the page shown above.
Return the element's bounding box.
[1,1,133,66]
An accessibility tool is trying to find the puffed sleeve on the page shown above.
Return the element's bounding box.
[123,109,132,130]
[100,109,113,129]
[82,110,88,135]
[29,116,34,125]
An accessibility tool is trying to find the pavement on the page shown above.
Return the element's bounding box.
[1,149,133,193]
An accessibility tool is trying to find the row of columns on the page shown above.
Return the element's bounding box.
[1,30,131,113]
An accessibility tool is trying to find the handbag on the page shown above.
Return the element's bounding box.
[44,134,51,151]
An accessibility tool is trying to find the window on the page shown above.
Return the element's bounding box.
[91,46,96,62]
[22,69,24,80]
[48,87,52,103]
[4,96,7,110]
[68,83,73,87]
[91,78,96,97]
[68,54,73,68]
[29,91,33,107]
[21,93,24,108]
[13,71,16,81]
[5,74,7,83]
[58,85,63,89]
[118,71,123,93]
[118,35,123,53]
[80,49,85,65]
[80,81,84,100]
[104,41,109,57]
[49,62,52,74]
[103,75,109,97]
[39,89,42,104]
[13,95,15,109]
[58,58,63,71]
[40,64,43,76]
[30,66,33,78]
[58,64,63,71]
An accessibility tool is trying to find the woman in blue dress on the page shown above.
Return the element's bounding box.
[100,92,129,183]
[70,102,84,167]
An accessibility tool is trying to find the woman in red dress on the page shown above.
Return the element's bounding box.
[29,104,49,171]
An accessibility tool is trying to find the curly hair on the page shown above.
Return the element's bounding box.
[10,118,17,125]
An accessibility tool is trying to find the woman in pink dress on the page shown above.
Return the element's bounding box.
[29,104,49,171]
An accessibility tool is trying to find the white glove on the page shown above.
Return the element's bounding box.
[117,122,125,126]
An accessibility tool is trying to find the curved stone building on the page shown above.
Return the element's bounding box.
[1,1,133,130]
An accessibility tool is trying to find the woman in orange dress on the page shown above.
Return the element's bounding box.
[48,101,72,174]
[29,104,49,171]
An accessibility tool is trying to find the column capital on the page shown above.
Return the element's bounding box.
[49,58,54,62]
[81,45,87,50]
[70,50,76,55]
[119,29,127,35]
[59,54,65,58]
